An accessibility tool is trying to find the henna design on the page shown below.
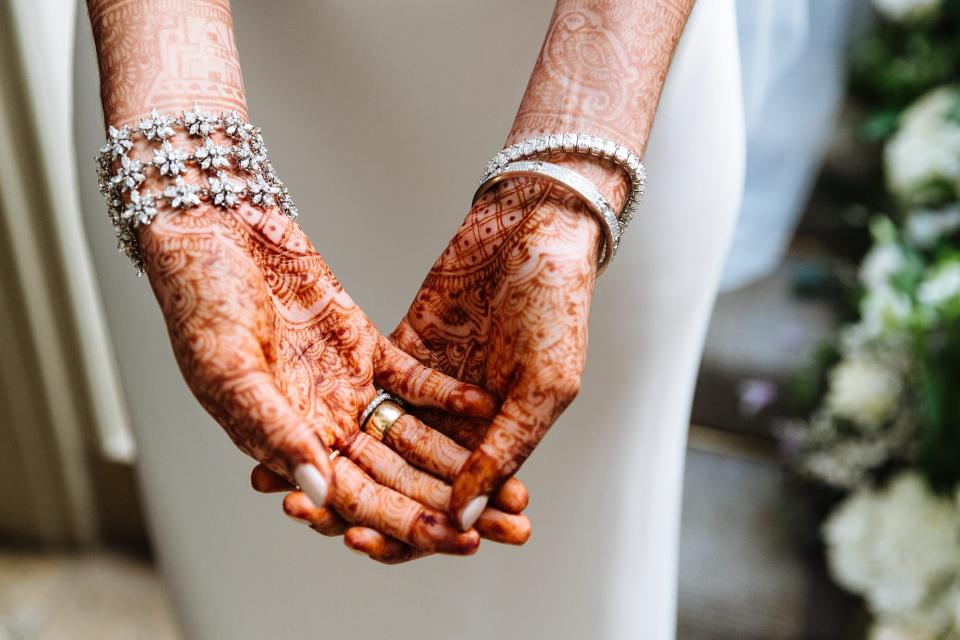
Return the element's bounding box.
[393,178,600,525]
[510,0,695,205]
[88,0,247,126]
[252,400,535,562]
[381,414,529,513]
[137,195,501,553]
[511,0,693,156]
[87,0,505,558]
[393,0,696,527]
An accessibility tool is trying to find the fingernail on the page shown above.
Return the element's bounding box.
[293,464,328,508]
[459,495,489,530]
[464,389,496,418]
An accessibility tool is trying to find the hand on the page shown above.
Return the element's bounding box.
[391,173,603,529]
[138,191,499,555]
[249,406,533,563]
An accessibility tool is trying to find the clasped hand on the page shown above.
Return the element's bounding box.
[139,168,600,563]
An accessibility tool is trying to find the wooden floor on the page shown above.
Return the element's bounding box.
[0,549,180,640]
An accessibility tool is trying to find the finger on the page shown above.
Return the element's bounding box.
[344,527,431,564]
[330,455,479,555]
[341,432,448,507]
[374,335,498,420]
[449,372,578,530]
[386,323,528,512]
[406,408,488,449]
[283,491,349,536]
[475,508,532,546]
[388,318,436,365]
[251,463,294,493]
[384,413,529,513]
[211,366,336,509]
[343,432,531,545]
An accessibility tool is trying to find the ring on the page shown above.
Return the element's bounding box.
[359,390,405,441]
[359,390,395,427]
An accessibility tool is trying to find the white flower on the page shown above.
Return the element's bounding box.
[919,262,960,307]
[869,619,940,640]
[861,242,907,289]
[823,472,960,618]
[163,178,201,209]
[825,355,902,429]
[121,190,158,226]
[152,141,188,176]
[872,0,941,21]
[885,87,960,204]
[861,285,913,338]
[905,206,960,248]
[803,439,893,489]
[208,172,242,208]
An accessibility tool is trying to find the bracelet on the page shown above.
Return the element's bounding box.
[473,160,620,272]
[479,133,646,261]
[96,104,298,274]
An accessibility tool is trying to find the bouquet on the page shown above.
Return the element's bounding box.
[784,1,960,637]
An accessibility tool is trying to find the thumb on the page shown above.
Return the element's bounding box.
[448,371,579,529]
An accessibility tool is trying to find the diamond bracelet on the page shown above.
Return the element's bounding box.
[479,133,646,262]
[473,160,621,272]
[96,104,298,273]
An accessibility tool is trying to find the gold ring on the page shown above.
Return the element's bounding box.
[364,400,405,442]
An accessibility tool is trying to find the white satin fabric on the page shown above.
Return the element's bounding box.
[720,0,860,291]
[71,1,743,638]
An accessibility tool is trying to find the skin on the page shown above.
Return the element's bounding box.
[88,0,695,563]
[392,0,698,528]
[270,0,699,558]
[86,0,533,558]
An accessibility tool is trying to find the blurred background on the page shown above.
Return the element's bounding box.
[3,0,960,638]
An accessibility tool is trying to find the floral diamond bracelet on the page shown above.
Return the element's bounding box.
[96,104,298,273]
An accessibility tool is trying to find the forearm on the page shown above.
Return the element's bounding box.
[86,0,247,128]
[509,0,695,204]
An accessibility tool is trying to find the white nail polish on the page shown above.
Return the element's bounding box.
[293,464,327,508]
[459,495,488,530]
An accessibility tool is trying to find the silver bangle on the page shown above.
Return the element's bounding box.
[473,160,620,272]
[96,104,298,274]
[479,133,646,257]
[358,389,399,428]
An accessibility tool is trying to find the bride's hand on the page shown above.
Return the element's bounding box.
[391,173,603,530]
[138,187,498,555]
[248,387,534,562]
[249,408,534,562]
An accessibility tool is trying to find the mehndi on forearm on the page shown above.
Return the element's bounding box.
[87,0,246,127]
[508,0,695,203]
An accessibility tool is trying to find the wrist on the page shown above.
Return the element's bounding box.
[89,0,246,129]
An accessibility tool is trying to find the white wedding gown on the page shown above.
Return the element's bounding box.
[70,1,744,638]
